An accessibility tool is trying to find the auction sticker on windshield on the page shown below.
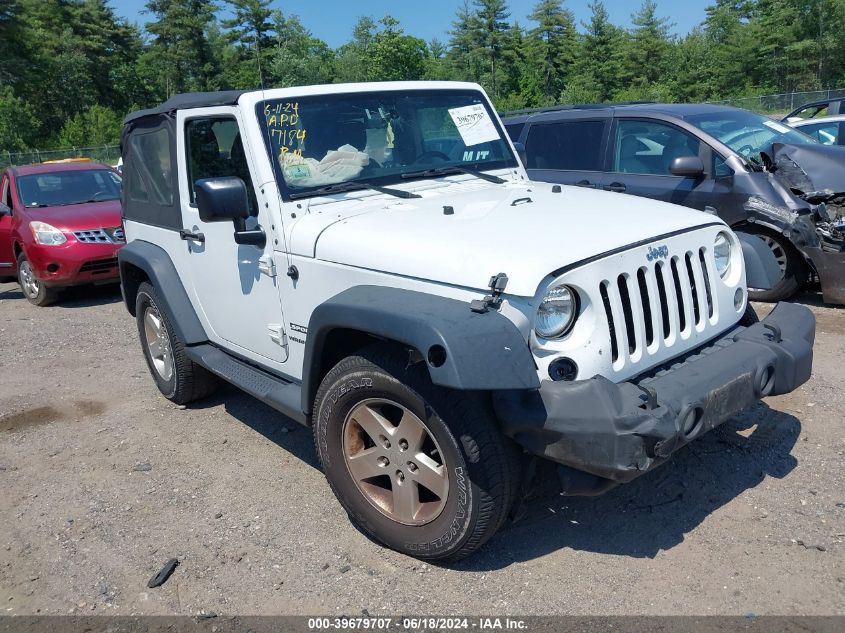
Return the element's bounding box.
[448,104,500,147]
[763,119,794,134]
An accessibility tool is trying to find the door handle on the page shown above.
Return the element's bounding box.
[179,229,205,242]
[605,182,627,193]
[575,179,596,188]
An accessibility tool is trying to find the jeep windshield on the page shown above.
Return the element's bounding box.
[258,89,518,199]
[17,169,122,208]
[686,110,817,164]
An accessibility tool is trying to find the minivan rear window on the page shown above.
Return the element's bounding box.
[524,121,605,171]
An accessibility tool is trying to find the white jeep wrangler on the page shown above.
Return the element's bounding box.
[119,82,815,561]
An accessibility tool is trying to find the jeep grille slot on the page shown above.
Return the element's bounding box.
[599,248,717,372]
[698,247,714,318]
[616,276,636,355]
[636,268,654,347]
[599,281,619,363]
[670,257,687,333]
[685,252,701,326]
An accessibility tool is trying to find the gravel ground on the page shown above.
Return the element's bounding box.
[0,280,843,616]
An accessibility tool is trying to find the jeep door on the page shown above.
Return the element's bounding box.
[603,117,724,213]
[0,172,15,275]
[176,108,289,366]
[519,113,611,190]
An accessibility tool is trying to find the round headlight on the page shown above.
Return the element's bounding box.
[714,231,732,278]
[535,285,578,339]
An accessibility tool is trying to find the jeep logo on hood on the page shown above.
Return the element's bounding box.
[646,245,669,261]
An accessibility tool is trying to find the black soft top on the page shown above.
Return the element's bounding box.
[123,90,247,124]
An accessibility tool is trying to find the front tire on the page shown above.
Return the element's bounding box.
[743,226,807,302]
[312,344,521,561]
[17,252,57,306]
[135,282,217,404]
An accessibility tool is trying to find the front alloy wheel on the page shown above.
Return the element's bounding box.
[342,398,449,526]
[16,253,57,306]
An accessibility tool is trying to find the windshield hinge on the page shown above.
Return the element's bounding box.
[470,273,509,313]
[268,323,287,348]
[258,255,276,278]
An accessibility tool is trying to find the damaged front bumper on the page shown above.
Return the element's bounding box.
[803,246,845,305]
[493,303,815,486]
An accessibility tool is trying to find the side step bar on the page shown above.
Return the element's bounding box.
[185,344,307,425]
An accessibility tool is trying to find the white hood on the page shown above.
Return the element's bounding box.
[296,181,723,297]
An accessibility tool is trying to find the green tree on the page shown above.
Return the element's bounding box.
[569,1,625,102]
[525,0,577,103]
[470,0,511,97]
[333,16,377,83]
[271,13,335,87]
[624,0,674,91]
[448,1,483,83]
[222,0,276,88]
[369,16,429,81]
[0,88,39,152]
[57,105,123,148]
[0,0,29,88]
[143,0,220,97]
[335,16,427,83]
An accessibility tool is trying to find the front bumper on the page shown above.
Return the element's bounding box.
[803,246,845,305]
[493,302,815,483]
[26,241,122,287]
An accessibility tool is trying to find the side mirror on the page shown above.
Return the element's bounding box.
[0,202,10,216]
[195,177,250,223]
[670,156,705,177]
[512,141,528,167]
[195,177,266,248]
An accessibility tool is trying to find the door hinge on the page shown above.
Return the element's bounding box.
[268,323,287,348]
[258,255,276,277]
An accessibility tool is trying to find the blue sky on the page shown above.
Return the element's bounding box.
[111,0,709,46]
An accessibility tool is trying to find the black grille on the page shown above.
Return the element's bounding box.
[600,249,715,366]
[79,257,118,274]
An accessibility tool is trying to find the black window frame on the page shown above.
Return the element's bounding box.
[255,88,519,202]
[121,114,183,231]
[522,117,610,173]
[609,116,714,179]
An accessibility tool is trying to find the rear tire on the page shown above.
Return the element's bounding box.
[135,281,217,404]
[312,344,521,561]
[743,226,806,302]
[17,252,58,307]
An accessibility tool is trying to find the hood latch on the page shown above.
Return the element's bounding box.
[470,273,509,313]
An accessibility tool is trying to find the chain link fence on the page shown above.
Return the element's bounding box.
[0,145,120,170]
[709,88,845,115]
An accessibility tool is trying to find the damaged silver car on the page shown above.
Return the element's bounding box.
[503,104,845,304]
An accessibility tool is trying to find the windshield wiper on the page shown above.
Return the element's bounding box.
[401,165,506,184]
[289,180,420,201]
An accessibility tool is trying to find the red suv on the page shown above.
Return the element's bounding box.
[0,161,124,305]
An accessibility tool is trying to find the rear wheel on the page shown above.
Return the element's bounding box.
[312,344,521,561]
[17,252,57,306]
[743,226,807,302]
[135,282,217,404]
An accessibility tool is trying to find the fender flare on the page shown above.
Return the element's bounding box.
[301,285,539,415]
[118,240,207,345]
